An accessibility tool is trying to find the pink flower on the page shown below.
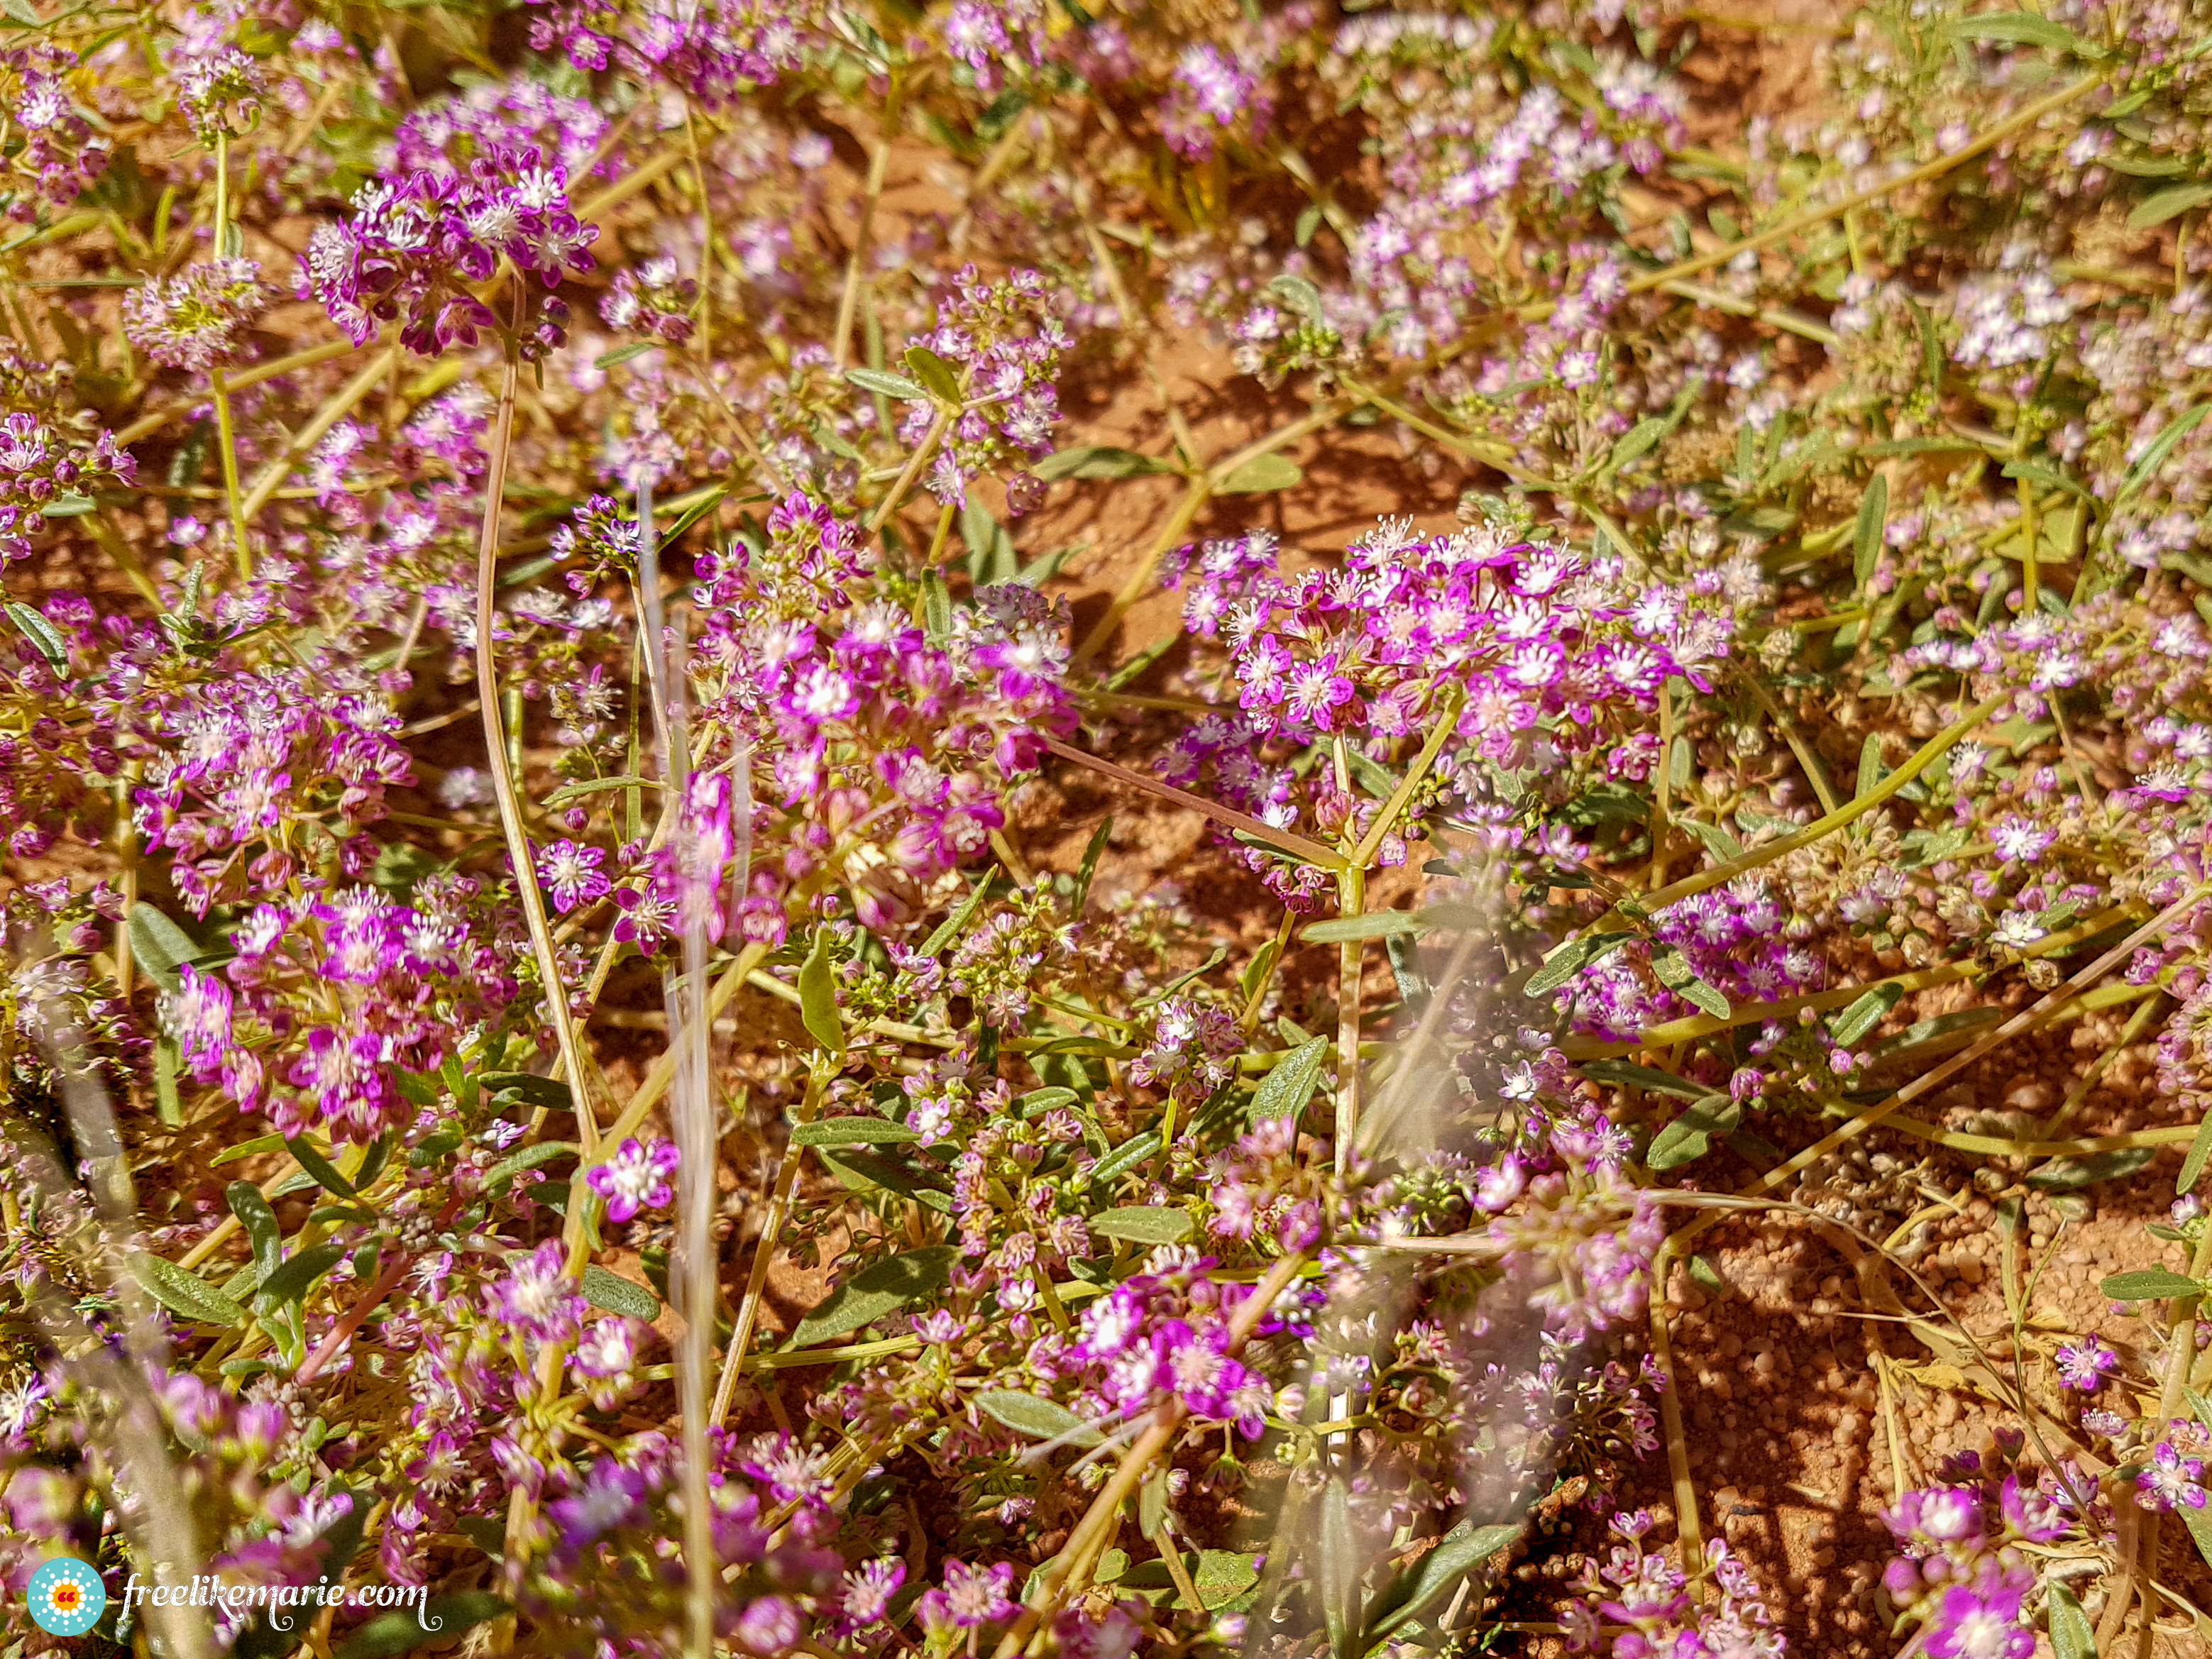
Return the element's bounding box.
[585,1136,680,1222]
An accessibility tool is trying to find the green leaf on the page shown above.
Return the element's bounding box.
[594,340,659,369]
[1688,1255,1729,1297]
[2049,1582,2096,1659]
[1677,817,1744,862]
[256,1242,347,1315]
[977,1389,1102,1447]
[1651,945,1730,1018]
[5,600,65,666]
[2118,402,2212,500]
[1578,1059,1708,1100]
[211,1133,285,1167]
[2101,1268,2203,1301]
[1319,1476,1359,1659]
[1073,817,1112,915]
[1267,272,1326,319]
[2182,1500,2212,1582]
[285,1137,358,1198]
[1016,1086,1079,1118]
[1828,984,1905,1047]
[903,344,964,404]
[130,1252,246,1326]
[2128,182,2212,230]
[1032,445,1174,481]
[226,1181,282,1282]
[485,1140,578,1189]
[153,1034,182,1125]
[1216,453,1304,493]
[2180,1114,2212,1195]
[1648,1095,1743,1170]
[541,774,656,807]
[1854,473,1888,593]
[1138,1467,1169,1539]
[1854,734,1888,799]
[922,568,952,641]
[1607,416,1669,473]
[791,1117,923,1146]
[580,1264,659,1321]
[1944,11,2089,53]
[480,1070,573,1111]
[129,903,207,992]
[786,1245,956,1347]
[798,928,846,1056]
[818,1147,952,1208]
[1108,1550,1262,1611]
[1089,1206,1194,1245]
[1251,1035,1330,1127]
[1360,1519,1520,1645]
[1086,1130,1162,1191]
[2028,1147,2159,1191]
[1525,930,1636,996]
[919,869,995,957]
[334,1592,509,1659]
[43,493,93,517]
[1302,911,1424,943]
[845,365,929,400]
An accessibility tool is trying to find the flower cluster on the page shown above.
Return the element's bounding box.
[1050,1249,1277,1435]
[899,266,1068,506]
[1881,1444,2086,1659]
[133,671,413,914]
[163,879,521,1144]
[123,258,265,373]
[301,143,597,356]
[684,489,1075,938]
[1161,513,1743,905]
[1565,1510,1785,1659]
[0,412,134,568]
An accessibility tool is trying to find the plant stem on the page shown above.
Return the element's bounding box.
[1041,734,1343,867]
[1580,694,2003,934]
[473,348,599,1155]
[832,74,901,368]
[711,1057,828,1425]
[1646,1242,1705,1597]
[209,133,251,577]
[866,404,950,539]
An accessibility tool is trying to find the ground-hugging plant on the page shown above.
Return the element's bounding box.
[16,0,2212,1655]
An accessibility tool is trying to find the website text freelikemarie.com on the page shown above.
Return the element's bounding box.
[121,1575,437,1629]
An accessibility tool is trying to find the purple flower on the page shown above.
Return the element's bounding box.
[918,1558,1018,1631]
[488,1239,586,1343]
[585,1137,679,1222]
[1884,1484,1983,1548]
[1923,1579,2034,1659]
[731,1594,800,1655]
[832,1559,906,1635]
[2054,1334,2118,1391]
[536,838,610,913]
[2139,1440,2208,1511]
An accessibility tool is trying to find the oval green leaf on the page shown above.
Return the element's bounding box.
[2101,1268,2203,1301]
[1216,453,1304,494]
[1089,1206,1194,1245]
[786,1245,956,1348]
[581,1264,660,1321]
[131,1252,246,1327]
[791,1116,923,1146]
[977,1389,1103,1446]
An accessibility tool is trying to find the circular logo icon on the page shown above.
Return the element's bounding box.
[26,1558,105,1636]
